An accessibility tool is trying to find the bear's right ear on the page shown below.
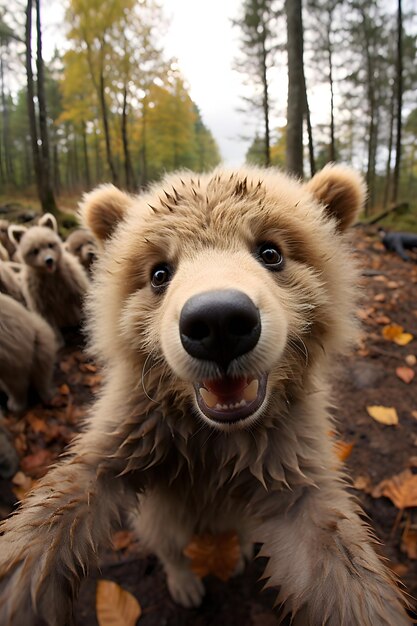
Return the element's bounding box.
[39,212,58,232]
[8,225,27,246]
[79,184,131,242]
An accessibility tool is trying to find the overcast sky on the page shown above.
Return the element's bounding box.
[160,0,254,166]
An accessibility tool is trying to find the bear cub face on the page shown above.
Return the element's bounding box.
[81,167,364,432]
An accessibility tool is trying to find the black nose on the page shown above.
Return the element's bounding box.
[45,257,54,268]
[180,289,261,369]
[88,251,96,260]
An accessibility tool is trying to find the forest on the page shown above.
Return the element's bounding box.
[0,0,415,222]
[0,1,417,626]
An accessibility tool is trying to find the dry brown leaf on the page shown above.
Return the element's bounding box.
[405,354,417,366]
[372,469,417,509]
[390,563,409,577]
[387,281,400,289]
[412,411,417,421]
[395,366,415,384]
[59,383,70,395]
[112,530,135,551]
[20,449,54,477]
[353,475,372,493]
[373,293,386,302]
[12,471,34,501]
[333,440,354,462]
[402,525,417,559]
[96,580,141,626]
[375,315,391,325]
[366,405,399,426]
[184,531,240,582]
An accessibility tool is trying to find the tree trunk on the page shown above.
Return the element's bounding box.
[303,73,315,176]
[121,85,136,190]
[140,97,148,187]
[260,23,270,167]
[81,121,90,189]
[26,0,43,201]
[327,18,336,162]
[0,54,14,185]
[391,0,403,204]
[35,0,58,214]
[383,87,395,209]
[98,67,118,185]
[285,0,304,177]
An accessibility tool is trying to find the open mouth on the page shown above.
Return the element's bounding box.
[194,374,268,424]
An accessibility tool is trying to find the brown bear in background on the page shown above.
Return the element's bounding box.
[0,293,57,413]
[9,213,90,337]
[0,260,25,305]
[65,228,99,275]
[0,220,16,260]
[0,167,412,625]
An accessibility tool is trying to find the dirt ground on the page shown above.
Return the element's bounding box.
[1,225,417,625]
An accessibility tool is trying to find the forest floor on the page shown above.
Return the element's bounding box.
[1,226,417,625]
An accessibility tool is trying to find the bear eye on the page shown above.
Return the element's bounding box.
[48,243,55,248]
[257,242,284,271]
[151,264,172,291]
[32,248,39,255]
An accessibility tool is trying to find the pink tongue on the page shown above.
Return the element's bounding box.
[204,376,247,400]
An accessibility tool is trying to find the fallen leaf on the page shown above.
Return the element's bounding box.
[184,531,240,582]
[401,524,417,559]
[372,469,417,509]
[412,411,417,421]
[21,449,54,477]
[390,563,409,576]
[405,354,417,366]
[366,405,399,426]
[334,440,354,462]
[59,384,70,395]
[395,366,415,384]
[12,471,34,501]
[353,475,372,492]
[96,580,141,626]
[375,315,391,325]
[382,324,414,345]
[373,293,386,302]
[26,413,48,434]
[112,530,135,551]
[395,333,414,346]
[387,281,400,289]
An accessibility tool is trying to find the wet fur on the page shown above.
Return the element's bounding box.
[9,220,89,332]
[0,293,57,413]
[0,166,411,625]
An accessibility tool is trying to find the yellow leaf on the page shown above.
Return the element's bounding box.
[394,333,414,346]
[366,405,399,425]
[382,323,404,340]
[96,580,141,626]
[372,470,417,510]
[382,324,414,345]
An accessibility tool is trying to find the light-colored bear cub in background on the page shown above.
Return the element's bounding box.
[9,213,89,337]
[0,166,412,625]
[0,293,57,413]
[65,228,99,275]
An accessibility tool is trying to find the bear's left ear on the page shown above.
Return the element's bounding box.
[79,184,131,243]
[39,213,58,232]
[305,164,366,232]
